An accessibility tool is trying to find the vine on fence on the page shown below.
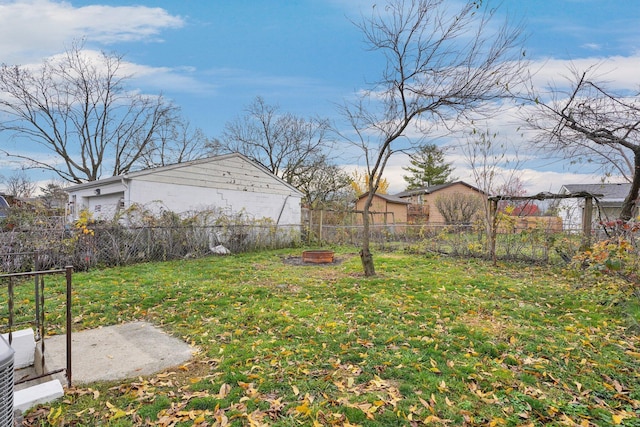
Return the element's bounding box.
[569,220,640,296]
[0,204,301,272]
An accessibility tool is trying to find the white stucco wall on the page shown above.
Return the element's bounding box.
[127,180,300,224]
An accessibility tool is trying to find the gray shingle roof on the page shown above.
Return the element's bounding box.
[561,183,630,202]
[393,181,483,198]
[357,192,410,204]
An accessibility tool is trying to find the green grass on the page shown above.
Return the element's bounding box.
[9,248,640,426]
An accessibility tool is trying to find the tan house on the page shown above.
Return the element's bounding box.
[394,181,486,224]
[355,193,410,224]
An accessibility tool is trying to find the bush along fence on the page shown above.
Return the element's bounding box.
[306,221,583,264]
[2,204,639,279]
[0,207,302,273]
[302,207,615,265]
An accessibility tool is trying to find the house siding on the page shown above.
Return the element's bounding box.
[558,183,637,230]
[402,182,484,225]
[355,194,408,224]
[134,156,292,195]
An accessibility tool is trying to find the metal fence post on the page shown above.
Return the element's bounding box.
[65,266,73,388]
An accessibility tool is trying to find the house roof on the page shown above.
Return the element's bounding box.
[356,192,410,205]
[560,183,630,202]
[65,152,303,196]
[393,181,483,198]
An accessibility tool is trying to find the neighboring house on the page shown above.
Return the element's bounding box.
[394,181,485,224]
[354,193,410,224]
[558,183,636,229]
[65,153,303,226]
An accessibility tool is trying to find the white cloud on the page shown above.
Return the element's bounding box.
[0,0,184,64]
[528,55,640,93]
[581,43,602,51]
[380,161,608,196]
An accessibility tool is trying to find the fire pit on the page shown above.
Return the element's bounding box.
[302,250,335,264]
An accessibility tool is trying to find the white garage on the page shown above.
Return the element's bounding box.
[65,153,303,226]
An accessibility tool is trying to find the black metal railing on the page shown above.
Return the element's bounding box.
[0,265,73,388]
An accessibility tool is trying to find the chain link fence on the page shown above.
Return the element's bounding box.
[304,221,584,264]
[1,204,633,273]
[1,221,301,273]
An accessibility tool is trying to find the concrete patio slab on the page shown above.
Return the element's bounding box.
[43,321,196,385]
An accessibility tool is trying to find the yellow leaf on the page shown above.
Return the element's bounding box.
[292,385,300,396]
[612,414,624,425]
[110,409,127,420]
[295,402,312,416]
[48,407,62,422]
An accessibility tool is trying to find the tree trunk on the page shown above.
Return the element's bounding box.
[360,201,376,277]
[620,149,640,221]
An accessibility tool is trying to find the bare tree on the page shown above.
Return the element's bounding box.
[461,130,521,232]
[461,129,522,262]
[292,157,352,209]
[0,42,185,183]
[138,116,210,168]
[523,65,640,220]
[37,180,69,210]
[435,192,482,224]
[2,170,36,198]
[220,96,333,186]
[340,0,525,276]
[494,175,534,213]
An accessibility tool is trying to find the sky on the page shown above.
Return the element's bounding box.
[0,0,639,195]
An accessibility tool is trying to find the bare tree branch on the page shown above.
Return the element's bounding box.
[219,96,334,186]
[522,64,640,220]
[340,0,525,276]
[0,41,198,183]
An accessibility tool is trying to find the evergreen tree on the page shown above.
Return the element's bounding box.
[402,144,456,190]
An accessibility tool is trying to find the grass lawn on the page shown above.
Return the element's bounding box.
[16,248,640,426]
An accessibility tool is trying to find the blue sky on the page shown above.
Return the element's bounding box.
[1,0,639,194]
